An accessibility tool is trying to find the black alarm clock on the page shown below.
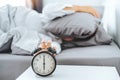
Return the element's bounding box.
[31,48,57,77]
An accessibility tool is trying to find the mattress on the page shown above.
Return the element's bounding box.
[56,42,120,74]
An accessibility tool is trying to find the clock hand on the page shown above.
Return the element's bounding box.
[43,55,45,70]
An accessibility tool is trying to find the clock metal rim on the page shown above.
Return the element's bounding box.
[31,51,57,77]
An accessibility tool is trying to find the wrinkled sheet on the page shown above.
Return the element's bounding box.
[0,5,61,54]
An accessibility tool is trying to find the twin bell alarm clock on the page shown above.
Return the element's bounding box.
[31,41,57,77]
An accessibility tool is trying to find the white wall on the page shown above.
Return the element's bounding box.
[116,1,120,47]
[43,0,105,7]
[0,0,26,7]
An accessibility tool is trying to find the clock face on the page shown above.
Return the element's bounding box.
[31,52,56,76]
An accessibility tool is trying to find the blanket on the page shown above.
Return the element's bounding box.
[0,5,62,54]
[0,4,112,54]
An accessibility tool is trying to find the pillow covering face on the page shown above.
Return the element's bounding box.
[44,12,101,39]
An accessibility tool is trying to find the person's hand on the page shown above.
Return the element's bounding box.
[39,40,47,49]
[46,40,52,48]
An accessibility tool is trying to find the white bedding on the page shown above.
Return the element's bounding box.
[0,1,116,54]
[42,3,75,20]
[0,5,63,54]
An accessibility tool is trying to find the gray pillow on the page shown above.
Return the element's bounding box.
[44,12,101,38]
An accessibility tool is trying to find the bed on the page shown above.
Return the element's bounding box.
[0,0,120,80]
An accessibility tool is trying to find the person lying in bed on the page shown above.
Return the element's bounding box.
[33,36,74,56]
